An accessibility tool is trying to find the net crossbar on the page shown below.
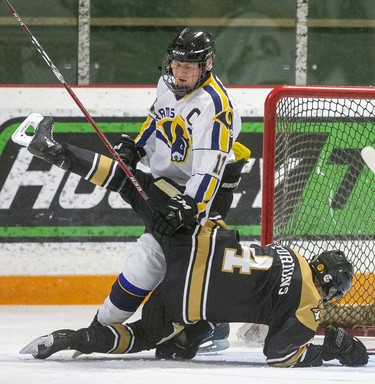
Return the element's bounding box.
[262,86,375,335]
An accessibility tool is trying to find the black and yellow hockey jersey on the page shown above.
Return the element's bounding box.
[110,169,325,366]
[157,223,324,366]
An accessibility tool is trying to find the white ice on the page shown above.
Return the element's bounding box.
[1,305,374,384]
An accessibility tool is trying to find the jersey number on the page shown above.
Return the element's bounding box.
[213,154,226,175]
[222,247,273,275]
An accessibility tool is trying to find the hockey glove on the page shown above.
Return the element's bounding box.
[156,321,222,360]
[322,326,368,366]
[151,194,198,237]
[113,134,145,169]
[155,333,199,360]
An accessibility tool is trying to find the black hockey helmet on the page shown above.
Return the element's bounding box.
[310,250,354,301]
[162,28,216,96]
[167,28,215,64]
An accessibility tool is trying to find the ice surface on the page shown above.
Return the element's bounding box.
[0,305,374,384]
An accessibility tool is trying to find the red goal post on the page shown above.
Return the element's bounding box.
[262,85,375,335]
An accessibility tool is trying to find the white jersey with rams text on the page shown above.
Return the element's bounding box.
[135,73,241,222]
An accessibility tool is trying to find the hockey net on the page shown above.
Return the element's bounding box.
[262,85,375,336]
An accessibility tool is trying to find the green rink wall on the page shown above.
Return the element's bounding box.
[1,0,375,86]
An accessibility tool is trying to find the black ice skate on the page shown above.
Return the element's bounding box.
[12,113,62,160]
[20,329,76,359]
[12,113,70,168]
[197,322,230,354]
[27,116,62,160]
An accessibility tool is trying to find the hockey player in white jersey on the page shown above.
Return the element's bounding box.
[95,28,244,340]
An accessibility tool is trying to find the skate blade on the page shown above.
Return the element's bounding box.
[72,350,83,358]
[19,334,52,356]
[197,339,230,354]
[12,113,44,147]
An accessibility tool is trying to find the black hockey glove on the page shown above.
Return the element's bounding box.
[155,321,218,360]
[113,134,145,169]
[322,326,368,366]
[155,333,199,360]
[151,194,198,237]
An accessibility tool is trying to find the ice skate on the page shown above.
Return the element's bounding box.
[197,322,230,354]
[27,116,62,160]
[12,114,62,161]
[20,329,76,359]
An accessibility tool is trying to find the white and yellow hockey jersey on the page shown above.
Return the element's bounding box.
[135,73,242,222]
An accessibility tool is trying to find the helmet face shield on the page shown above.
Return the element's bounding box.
[333,267,353,298]
[162,55,210,96]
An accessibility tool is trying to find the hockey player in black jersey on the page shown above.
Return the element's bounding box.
[18,116,368,367]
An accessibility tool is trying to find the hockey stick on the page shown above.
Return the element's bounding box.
[367,348,375,356]
[3,0,151,205]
